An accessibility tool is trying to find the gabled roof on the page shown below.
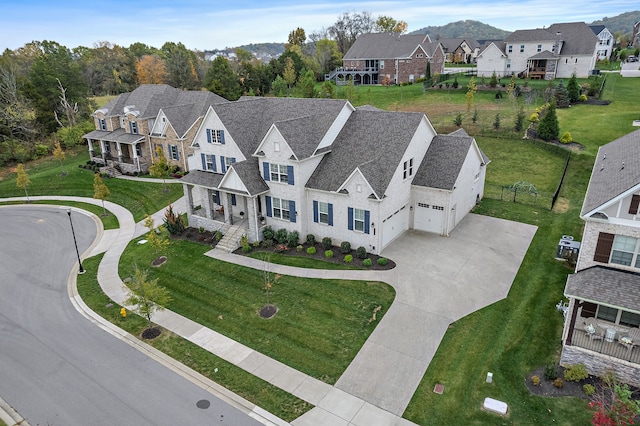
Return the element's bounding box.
[179,169,223,188]
[529,50,558,60]
[438,38,480,52]
[224,159,270,196]
[565,266,640,313]
[211,97,349,160]
[589,25,606,35]
[505,29,556,43]
[160,92,226,137]
[582,129,640,215]
[412,130,478,190]
[344,33,431,59]
[547,22,598,56]
[82,128,144,144]
[306,108,426,199]
[478,41,506,56]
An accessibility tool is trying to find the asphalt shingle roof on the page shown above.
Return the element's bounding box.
[344,33,431,59]
[225,160,270,196]
[180,170,223,188]
[412,132,474,190]
[582,129,640,215]
[565,266,640,313]
[502,23,597,57]
[82,128,144,144]
[306,109,425,198]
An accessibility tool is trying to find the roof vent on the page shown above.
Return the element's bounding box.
[621,162,625,170]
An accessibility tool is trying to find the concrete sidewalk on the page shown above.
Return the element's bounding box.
[1,196,536,425]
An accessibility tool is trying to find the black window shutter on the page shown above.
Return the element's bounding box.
[593,232,614,263]
[630,195,640,215]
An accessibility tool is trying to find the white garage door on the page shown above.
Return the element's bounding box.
[382,205,409,247]
[414,202,444,234]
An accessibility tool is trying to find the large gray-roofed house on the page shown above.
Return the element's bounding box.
[84,84,227,174]
[183,97,488,252]
[343,33,431,59]
[560,129,640,387]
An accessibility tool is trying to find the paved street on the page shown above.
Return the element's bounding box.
[0,205,262,426]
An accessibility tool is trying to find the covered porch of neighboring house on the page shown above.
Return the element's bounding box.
[325,67,379,85]
[524,53,558,80]
[561,267,640,385]
[180,170,267,251]
[83,129,150,174]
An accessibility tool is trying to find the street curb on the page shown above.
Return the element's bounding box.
[0,395,30,426]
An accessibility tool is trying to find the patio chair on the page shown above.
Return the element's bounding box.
[619,327,640,350]
[583,317,605,341]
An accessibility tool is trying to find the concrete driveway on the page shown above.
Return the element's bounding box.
[334,213,537,416]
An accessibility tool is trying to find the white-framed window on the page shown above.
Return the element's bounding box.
[272,197,290,220]
[104,141,111,153]
[270,163,288,183]
[135,144,143,157]
[99,118,107,131]
[508,45,513,53]
[205,154,215,171]
[353,208,365,232]
[380,61,384,70]
[130,121,138,134]
[506,59,511,69]
[596,305,640,328]
[610,235,640,267]
[207,129,224,144]
[537,44,542,52]
[520,45,525,53]
[169,144,179,160]
[224,157,234,169]
[403,158,414,180]
[318,202,329,224]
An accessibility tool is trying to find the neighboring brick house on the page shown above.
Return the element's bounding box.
[83,85,226,173]
[589,25,614,60]
[438,38,481,63]
[560,129,640,387]
[634,21,640,47]
[180,97,488,253]
[476,22,598,79]
[325,33,445,85]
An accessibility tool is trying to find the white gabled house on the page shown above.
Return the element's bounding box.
[181,97,489,254]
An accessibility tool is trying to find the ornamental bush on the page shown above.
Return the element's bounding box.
[564,364,588,382]
[356,246,367,259]
[553,378,564,388]
[322,237,332,250]
[544,364,558,380]
[531,375,541,386]
[325,250,334,258]
[560,132,573,144]
[363,258,372,267]
[287,230,299,248]
[377,257,388,266]
[340,241,351,254]
[306,234,316,245]
[275,228,289,244]
[262,226,274,241]
[344,254,353,263]
[306,246,316,255]
[583,384,595,396]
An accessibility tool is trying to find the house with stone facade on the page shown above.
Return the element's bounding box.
[325,33,445,85]
[590,25,614,61]
[439,38,481,64]
[180,97,488,254]
[561,129,640,387]
[83,85,227,174]
[476,22,598,79]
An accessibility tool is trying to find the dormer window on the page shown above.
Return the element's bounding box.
[99,118,107,131]
[129,121,139,134]
[206,129,225,144]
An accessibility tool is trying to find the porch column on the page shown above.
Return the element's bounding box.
[87,139,94,158]
[223,193,232,225]
[247,196,259,242]
[202,187,214,220]
[100,140,107,161]
[565,298,580,346]
[183,183,194,215]
[132,142,139,171]
[116,142,123,164]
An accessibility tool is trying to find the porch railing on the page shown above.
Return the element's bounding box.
[568,329,640,364]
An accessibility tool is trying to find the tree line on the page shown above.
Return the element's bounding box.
[0,11,406,166]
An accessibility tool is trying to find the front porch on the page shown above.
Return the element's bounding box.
[84,129,149,173]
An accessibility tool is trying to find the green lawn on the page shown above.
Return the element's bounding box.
[248,251,361,270]
[120,236,395,384]
[77,255,312,422]
[0,146,183,222]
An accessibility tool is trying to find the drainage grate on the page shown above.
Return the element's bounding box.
[196,399,210,409]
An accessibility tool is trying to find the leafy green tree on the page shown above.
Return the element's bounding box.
[124,266,172,328]
[296,70,317,98]
[375,16,408,33]
[489,71,498,88]
[472,108,478,124]
[144,215,169,258]
[537,101,559,141]
[161,42,200,90]
[77,41,135,95]
[0,61,37,146]
[314,39,342,76]
[271,75,287,97]
[554,81,570,108]
[493,113,501,131]
[204,56,241,100]
[286,28,306,49]
[567,72,580,103]
[465,77,477,112]
[16,163,30,202]
[135,54,167,85]
[514,107,525,132]
[282,57,297,95]
[93,173,110,216]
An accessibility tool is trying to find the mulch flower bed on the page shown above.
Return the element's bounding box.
[526,365,598,399]
[170,227,220,247]
[233,242,396,271]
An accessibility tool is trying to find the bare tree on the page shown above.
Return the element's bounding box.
[53,78,78,128]
[329,11,375,55]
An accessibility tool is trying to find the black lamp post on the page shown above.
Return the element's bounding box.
[66,207,85,274]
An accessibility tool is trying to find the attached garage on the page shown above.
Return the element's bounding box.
[414,202,444,234]
[382,205,409,247]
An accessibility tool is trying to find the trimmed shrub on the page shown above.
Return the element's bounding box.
[286,230,299,248]
[340,241,351,254]
[214,231,223,241]
[544,364,558,380]
[306,246,316,255]
[344,254,353,263]
[363,258,372,267]
[262,226,274,241]
[306,234,316,245]
[322,237,332,250]
[262,238,274,247]
[242,245,252,253]
[579,94,588,102]
[583,384,595,396]
[531,375,541,386]
[296,245,303,252]
[553,378,564,388]
[325,250,334,258]
[564,364,588,382]
[377,257,388,266]
[356,246,367,259]
[560,132,573,144]
[275,228,288,244]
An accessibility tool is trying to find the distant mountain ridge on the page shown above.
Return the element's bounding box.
[590,10,640,36]
[409,20,510,40]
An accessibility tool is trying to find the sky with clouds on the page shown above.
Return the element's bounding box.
[0,0,636,52]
